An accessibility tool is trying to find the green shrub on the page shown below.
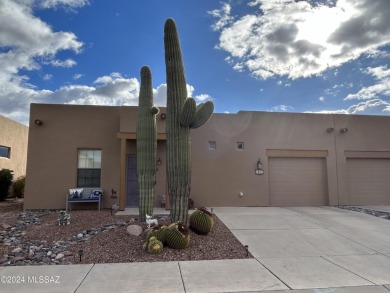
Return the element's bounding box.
[0,169,14,201]
[13,176,25,198]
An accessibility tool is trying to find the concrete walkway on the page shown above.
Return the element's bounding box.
[1,206,390,292]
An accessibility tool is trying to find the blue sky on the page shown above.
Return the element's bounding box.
[1,0,390,125]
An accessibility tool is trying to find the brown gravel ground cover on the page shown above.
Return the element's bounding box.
[1,200,252,264]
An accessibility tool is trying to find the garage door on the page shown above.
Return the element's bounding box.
[347,158,390,205]
[269,157,328,206]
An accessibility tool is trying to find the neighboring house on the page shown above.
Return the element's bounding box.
[24,103,390,210]
[0,115,29,182]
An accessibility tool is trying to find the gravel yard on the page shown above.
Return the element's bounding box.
[0,200,251,265]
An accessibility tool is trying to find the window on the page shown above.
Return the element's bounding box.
[0,146,10,158]
[77,149,101,187]
[208,141,216,150]
[237,142,244,150]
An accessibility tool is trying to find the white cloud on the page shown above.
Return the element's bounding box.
[0,0,85,123]
[73,73,84,80]
[319,96,325,102]
[50,58,77,67]
[269,105,294,112]
[210,0,390,79]
[208,2,234,31]
[345,66,390,100]
[43,74,52,80]
[39,0,89,9]
[307,99,390,115]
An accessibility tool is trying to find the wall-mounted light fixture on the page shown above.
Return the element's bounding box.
[326,127,334,133]
[340,128,348,133]
[34,119,43,126]
[157,157,161,165]
[160,113,166,120]
[255,158,264,175]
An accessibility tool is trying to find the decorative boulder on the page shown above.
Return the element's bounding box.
[127,224,143,236]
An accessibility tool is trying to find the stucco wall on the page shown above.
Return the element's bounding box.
[24,104,121,209]
[0,115,28,181]
[24,104,390,209]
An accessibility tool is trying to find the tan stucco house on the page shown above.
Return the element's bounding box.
[0,115,28,180]
[24,103,390,210]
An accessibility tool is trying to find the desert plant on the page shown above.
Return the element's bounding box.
[147,224,168,244]
[148,238,164,254]
[164,18,214,224]
[136,66,159,222]
[0,169,14,201]
[189,207,214,235]
[13,176,25,198]
[165,222,190,249]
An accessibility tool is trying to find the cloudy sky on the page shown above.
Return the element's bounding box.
[1,0,390,125]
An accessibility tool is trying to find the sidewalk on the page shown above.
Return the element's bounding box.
[1,206,390,292]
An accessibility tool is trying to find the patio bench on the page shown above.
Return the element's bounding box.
[66,188,103,211]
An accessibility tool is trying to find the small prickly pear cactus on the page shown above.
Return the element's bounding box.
[165,222,190,249]
[147,224,168,244]
[189,207,214,235]
[136,66,159,222]
[164,18,214,224]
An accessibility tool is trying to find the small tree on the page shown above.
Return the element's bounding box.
[13,176,25,198]
[0,169,14,201]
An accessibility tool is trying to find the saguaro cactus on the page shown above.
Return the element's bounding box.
[137,66,159,221]
[164,18,214,224]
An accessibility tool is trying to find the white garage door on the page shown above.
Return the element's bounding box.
[347,158,390,205]
[269,157,328,206]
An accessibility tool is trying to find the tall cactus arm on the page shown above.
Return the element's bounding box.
[180,98,196,127]
[189,100,214,129]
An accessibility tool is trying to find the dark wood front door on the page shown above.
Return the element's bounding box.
[126,155,139,207]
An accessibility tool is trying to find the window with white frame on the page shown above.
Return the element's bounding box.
[77,149,101,187]
[0,146,10,158]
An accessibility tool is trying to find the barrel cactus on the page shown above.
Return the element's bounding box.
[136,66,159,222]
[189,207,214,235]
[164,18,214,224]
[148,238,164,254]
[165,222,190,249]
[147,224,168,244]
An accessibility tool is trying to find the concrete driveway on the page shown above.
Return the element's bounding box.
[1,206,390,292]
[214,206,390,291]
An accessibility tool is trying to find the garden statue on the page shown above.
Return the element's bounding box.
[146,214,158,228]
[58,210,70,225]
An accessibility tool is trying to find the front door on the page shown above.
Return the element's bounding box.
[126,155,139,207]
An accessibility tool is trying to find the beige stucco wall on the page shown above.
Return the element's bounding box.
[24,104,122,209]
[191,111,338,207]
[0,115,28,181]
[24,104,390,209]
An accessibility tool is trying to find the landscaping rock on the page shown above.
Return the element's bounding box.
[127,225,143,236]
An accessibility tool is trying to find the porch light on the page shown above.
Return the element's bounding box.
[255,158,264,175]
[157,157,161,165]
[34,119,43,126]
